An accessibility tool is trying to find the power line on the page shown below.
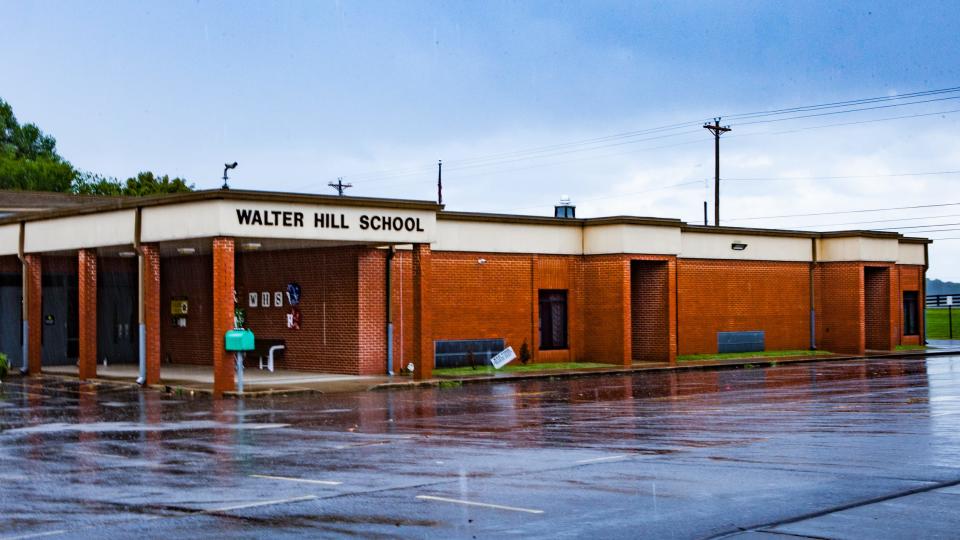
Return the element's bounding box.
[499,179,703,213]
[727,202,960,222]
[871,222,960,231]
[323,84,960,188]
[724,169,960,182]
[735,95,960,127]
[723,86,960,120]
[792,213,960,229]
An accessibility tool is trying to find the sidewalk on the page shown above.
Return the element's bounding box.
[372,343,960,391]
[26,343,960,397]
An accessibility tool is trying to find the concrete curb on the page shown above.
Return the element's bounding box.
[370,348,960,391]
[10,347,959,398]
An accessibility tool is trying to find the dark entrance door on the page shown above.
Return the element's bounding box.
[98,270,138,364]
[41,274,78,366]
[0,274,22,367]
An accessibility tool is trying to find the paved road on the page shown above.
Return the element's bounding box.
[2,355,960,539]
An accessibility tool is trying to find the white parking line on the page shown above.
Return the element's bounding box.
[249,474,343,486]
[575,454,630,464]
[416,495,544,514]
[201,495,318,514]
[1,530,67,540]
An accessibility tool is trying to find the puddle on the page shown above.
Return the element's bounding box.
[4,421,290,436]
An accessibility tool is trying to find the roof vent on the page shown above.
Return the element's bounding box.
[554,195,575,219]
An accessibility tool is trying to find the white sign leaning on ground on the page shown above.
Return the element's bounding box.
[491,347,517,369]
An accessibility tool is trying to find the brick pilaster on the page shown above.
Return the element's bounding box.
[412,243,432,380]
[78,249,97,380]
[212,237,235,395]
[24,254,42,374]
[142,244,161,385]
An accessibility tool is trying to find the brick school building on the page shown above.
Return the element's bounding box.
[0,190,929,393]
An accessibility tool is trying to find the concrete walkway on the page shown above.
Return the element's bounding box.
[44,364,389,396]
[37,342,960,397]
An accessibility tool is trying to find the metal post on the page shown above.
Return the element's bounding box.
[235,352,244,394]
[19,224,28,374]
[135,209,147,386]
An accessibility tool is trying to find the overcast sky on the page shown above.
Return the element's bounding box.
[3,1,960,280]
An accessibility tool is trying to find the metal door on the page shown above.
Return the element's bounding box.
[41,276,72,366]
[97,271,138,364]
[0,277,22,367]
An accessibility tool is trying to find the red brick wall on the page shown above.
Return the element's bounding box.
[142,244,161,385]
[412,244,432,379]
[582,255,630,364]
[77,249,97,380]
[25,254,41,373]
[864,266,892,350]
[897,264,925,345]
[358,249,387,375]
[429,252,536,361]
[160,254,212,366]
[534,255,583,363]
[390,250,415,374]
[235,246,371,375]
[0,255,18,273]
[212,237,235,394]
[678,259,811,355]
[631,260,670,362]
[817,262,864,354]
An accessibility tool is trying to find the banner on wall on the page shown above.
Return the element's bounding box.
[286,307,301,330]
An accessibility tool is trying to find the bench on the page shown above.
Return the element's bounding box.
[251,338,285,372]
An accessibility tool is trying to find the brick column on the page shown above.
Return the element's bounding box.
[621,257,632,367]
[142,243,161,385]
[78,249,97,380]
[212,237,235,395]
[24,254,42,374]
[666,257,678,365]
[412,243,432,380]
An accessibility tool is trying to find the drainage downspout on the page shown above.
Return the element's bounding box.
[923,242,929,345]
[386,246,395,376]
[134,208,147,385]
[18,222,28,374]
[810,237,817,350]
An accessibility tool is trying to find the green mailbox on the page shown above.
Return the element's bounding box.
[224,329,255,352]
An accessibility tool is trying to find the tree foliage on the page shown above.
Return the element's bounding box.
[0,98,75,191]
[1,98,194,196]
[73,171,193,196]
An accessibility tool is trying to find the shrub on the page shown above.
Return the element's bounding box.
[519,340,531,365]
[0,352,10,379]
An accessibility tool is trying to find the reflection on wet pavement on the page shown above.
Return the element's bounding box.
[1,356,959,538]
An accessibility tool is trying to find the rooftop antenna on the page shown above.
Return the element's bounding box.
[221,162,238,190]
[437,159,443,206]
[328,177,353,196]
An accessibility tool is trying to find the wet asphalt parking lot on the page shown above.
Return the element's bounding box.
[2,355,960,539]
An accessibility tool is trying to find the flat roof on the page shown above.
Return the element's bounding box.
[0,188,931,243]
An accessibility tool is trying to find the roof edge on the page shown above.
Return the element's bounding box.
[0,189,442,226]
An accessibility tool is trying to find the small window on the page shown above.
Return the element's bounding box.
[903,291,919,336]
[539,290,568,350]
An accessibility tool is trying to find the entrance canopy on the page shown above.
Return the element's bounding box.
[0,190,440,256]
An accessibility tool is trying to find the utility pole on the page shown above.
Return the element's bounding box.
[328,177,352,196]
[437,160,443,206]
[703,118,731,226]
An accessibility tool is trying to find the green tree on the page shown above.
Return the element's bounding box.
[72,170,194,196]
[2,97,195,196]
[0,98,75,191]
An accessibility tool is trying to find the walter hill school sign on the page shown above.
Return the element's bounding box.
[219,201,436,244]
[235,208,427,233]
